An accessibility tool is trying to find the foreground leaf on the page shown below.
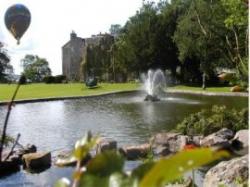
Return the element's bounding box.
[74,132,98,160]
[109,173,138,187]
[131,162,155,180]
[87,151,124,177]
[79,174,109,187]
[140,148,229,187]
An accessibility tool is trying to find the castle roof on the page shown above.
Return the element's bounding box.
[62,32,113,49]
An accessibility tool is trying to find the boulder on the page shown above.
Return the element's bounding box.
[16,144,37,158]
[231,85,244,92]
[55,150,91,167]
[233,129,248,148]
[1,144,37,166]
[204,155,248,187]
[22,152,51,170]
[151,133,188,156]
[231,129,249,155]
[119,143,151,160]
[190,135,204,146]
[96,138,117,154]
[165,177,192,187]
[200,128,234,147]
[0,160,20,176]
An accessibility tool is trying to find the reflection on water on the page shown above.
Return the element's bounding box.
[0,92,248,186]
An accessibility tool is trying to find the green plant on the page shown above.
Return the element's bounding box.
[55,133,229,187]
[176,105,248,136]
[43,76,55,83]
[234,176,248,187]
[44,75,67,84]
[19,74,27,85]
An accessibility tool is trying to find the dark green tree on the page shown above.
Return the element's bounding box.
[174,0,230,87]
[0,42,11,82]
[174,0,248,87]
[119,1,159,74]
[220,0,248,85]
[114,1,182,80]
[21,55,51,82]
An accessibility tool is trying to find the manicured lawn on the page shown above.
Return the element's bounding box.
[0,83,236,102]
[168,85,232,92]
[0,83,141,102]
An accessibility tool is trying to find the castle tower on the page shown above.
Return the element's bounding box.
[62,31,85,81]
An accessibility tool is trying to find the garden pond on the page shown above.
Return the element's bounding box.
[0,91,248,186]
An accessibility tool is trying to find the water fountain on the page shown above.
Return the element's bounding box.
[144,69,166,102]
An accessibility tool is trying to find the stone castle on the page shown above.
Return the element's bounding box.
[62,31,114,81]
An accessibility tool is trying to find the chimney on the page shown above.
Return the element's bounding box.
[71,31,77,40]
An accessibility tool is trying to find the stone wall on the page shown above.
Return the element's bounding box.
[62,32,114,81]
[62,32,85,81]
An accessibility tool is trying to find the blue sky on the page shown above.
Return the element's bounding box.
[0,0,159,75]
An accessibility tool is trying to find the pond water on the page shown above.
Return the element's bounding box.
[0,91,248,186]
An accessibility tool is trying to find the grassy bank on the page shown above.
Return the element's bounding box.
[0,83,141,102]
[168,85,232,92]
[0,83,238,102]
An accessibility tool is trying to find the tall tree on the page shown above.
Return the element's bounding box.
[220,0,248,84]
[0,42,11,82]
[115,1,160,74]
[173,0,233,87]
[114,1,183,80]
[21,55,51,82]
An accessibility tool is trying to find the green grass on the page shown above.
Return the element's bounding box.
[168,85,232,92]
[0,83,141,102]
[0,83,235,102]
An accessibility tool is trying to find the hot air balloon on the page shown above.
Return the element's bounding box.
[4,4,31,45]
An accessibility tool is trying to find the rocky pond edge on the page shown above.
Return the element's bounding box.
[1,128,248,187]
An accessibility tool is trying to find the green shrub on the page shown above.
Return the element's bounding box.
[43,75,66,84]
[19,74,27,85]
[54,75,66,83]
[176,106,248,136]
[0,133,15,146]
[43,76,55,83]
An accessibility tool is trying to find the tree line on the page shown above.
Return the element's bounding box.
[0,0,248,86]
[111,0,248,87]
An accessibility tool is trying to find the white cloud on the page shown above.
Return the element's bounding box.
[0,0,158,75]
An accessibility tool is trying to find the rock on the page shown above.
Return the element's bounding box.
[204,155,248,187]
[22,152,51,171]
[190,135,204,146]
[233,130,248,148]
[231,85,244,92]
[55,150,91,167]
[165,177,192,187]
[0,160,20,176]
[231,129,249,155]
[7,154,22,165]
[16,144,37,158]
[153,145,171,156]
[1,144,37,166]
[200,128,234,147]
[119,143,151,160]
[2,150,22,166]
[151,133,188,156]
[96,138,117,154]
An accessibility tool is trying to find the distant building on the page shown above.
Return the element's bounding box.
[62,31,114,81]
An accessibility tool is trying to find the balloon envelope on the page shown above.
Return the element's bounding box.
[4,4,31,44]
